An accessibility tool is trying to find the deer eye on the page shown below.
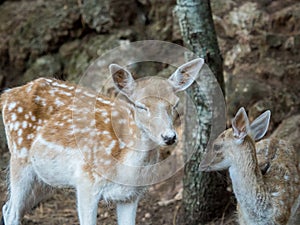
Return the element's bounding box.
[173,101,179,109]
[213,144,222,151]
[135,103,148,111]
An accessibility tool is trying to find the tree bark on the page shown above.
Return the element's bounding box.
[175,0,232,223]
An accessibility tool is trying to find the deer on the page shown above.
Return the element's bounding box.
[0,58,204,225]
[200,107,300,225]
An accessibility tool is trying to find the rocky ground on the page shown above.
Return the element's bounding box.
[0,0,299,224]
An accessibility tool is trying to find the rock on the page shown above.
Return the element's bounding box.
[211,0,236,16]
[225,75,272,118]
[248,88,299,127]
[224,43,251,68]
[266,34,284,48]
[255,57,285,79]
[0,0,82,74]
[147,0,175,41]
[222,2,268,38]
[269,3,300,35]
[271,114,300,160]
[80,0,112,33]
[22,55,62,84]
[81,0,147,32]
[59,34,121,89]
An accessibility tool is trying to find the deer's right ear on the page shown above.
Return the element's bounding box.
[168,58,204,92]
[110,64,136,97]
[232,107,250,141]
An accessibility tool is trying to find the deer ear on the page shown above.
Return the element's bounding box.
[168,58,204,92]
[232,107,250,141]
[250,110,271,141]
[109,64,136,97]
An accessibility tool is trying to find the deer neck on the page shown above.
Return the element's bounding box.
[229,136,270,217]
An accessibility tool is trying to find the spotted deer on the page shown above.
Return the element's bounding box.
[0,58,204,225]
[200,107,300,225]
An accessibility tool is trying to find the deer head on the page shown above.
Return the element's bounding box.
[199,107,271,171]
[109,58,204,146]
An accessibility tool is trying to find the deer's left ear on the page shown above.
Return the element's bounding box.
[168,58,204,92]
[110,64,136,98]
[232,107,250,141]
[250,110,271,141]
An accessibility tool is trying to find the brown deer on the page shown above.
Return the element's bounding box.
[200,107,300,225]
[0,58,204,225]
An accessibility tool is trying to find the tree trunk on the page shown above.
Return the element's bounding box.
[175,0,232,223]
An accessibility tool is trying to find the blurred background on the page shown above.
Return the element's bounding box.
[0,0,299,224]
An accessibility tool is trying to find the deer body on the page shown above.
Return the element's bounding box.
[1,58,204,225]
[200,108,300,225]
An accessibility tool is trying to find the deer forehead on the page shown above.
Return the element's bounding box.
[216,129,233,141]
[131,79,176,102]
[139,96,177,109]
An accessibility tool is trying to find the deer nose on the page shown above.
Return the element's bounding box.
[161,131,177,145]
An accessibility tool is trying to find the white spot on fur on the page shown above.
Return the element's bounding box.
[112,111,119,116]
[11,113,17,121]
[97,97,112,105]
[31,116,36,121]
[83,91,95,98]
[48,106,54,113]
[17,137,23,145]
[17,129,23,136]
[105,140,116,155]
[119,141,126,149]
[26,85,32,93]
[45,78,53,83]
[102,111,108,117]
[90,120,96,126]
[17,107,23,113]
[55,99,64,107]
[27,134,34,140]
[52,82,70,89]
[59,90,72,96]
[49,89,57,96]
[13,121,20,131]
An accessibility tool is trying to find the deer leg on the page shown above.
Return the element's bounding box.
[76,183,101,225]
[116,198,139,225]
[25,181,51,210]
[2,158,36,225]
